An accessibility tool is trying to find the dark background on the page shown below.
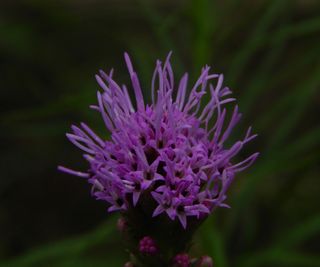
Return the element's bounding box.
[1,0,320,266]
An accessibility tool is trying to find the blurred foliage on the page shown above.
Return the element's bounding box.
[0,0,319,266]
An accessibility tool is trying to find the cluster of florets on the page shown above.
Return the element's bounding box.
[59,52,258,229]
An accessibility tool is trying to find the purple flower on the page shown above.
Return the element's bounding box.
[58,52,258,229]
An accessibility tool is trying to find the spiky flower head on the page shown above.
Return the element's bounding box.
[58,52,258,230]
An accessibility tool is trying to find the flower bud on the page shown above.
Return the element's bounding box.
[123,261,134,267]
[123,262,134,267]
[117,217,127,232]
[173,253,190,267]
[139,236,158,255]
[196,255,213,267]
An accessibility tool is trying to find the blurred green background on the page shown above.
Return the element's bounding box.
[1,0,320,266]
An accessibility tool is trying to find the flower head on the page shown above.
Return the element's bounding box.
[58,52,258,229]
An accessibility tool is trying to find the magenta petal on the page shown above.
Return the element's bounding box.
[178,213,187,229]
[132,191,140,206]
[153,205,165,217]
